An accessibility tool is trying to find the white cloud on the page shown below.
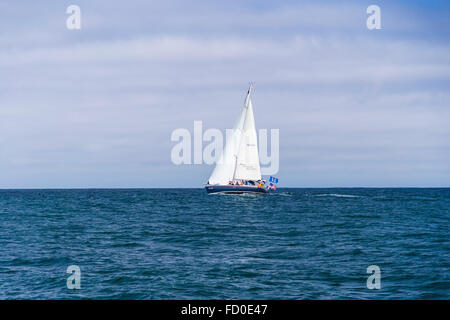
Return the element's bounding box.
[0,1,449,187]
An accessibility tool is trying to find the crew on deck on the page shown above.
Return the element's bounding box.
[227,179,266,187]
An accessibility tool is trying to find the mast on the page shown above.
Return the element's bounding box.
[232,155,238,181]
[245,82,253,108]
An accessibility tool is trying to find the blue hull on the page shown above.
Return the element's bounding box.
[205,185,269,194]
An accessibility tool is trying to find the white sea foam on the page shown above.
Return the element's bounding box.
[314,193,360,198]
[272,192,292,197]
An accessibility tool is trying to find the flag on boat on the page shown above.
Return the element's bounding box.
[269,176,279,184]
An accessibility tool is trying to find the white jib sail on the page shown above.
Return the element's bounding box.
[233,98,262,181]
[207,85,261,185]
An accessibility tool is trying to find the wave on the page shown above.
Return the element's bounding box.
[210,192,262,197]
[313,193,360,198]
[271,192,292,197]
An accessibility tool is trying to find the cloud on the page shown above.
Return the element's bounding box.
[0,1,449,187]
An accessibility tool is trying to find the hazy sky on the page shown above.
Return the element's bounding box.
[0,0,449,188]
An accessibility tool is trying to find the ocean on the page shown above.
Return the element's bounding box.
[0,188,448,299]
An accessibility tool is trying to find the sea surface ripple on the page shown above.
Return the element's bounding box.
[0,188,448,299]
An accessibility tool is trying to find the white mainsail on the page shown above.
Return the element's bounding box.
[207,84,261,185]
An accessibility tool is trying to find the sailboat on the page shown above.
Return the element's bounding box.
[205,84,269,194]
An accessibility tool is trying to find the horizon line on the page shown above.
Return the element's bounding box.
[1,186,449,190]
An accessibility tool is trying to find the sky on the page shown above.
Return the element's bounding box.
[0,0,449,188]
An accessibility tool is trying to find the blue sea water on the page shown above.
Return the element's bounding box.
[0,188,448,299]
